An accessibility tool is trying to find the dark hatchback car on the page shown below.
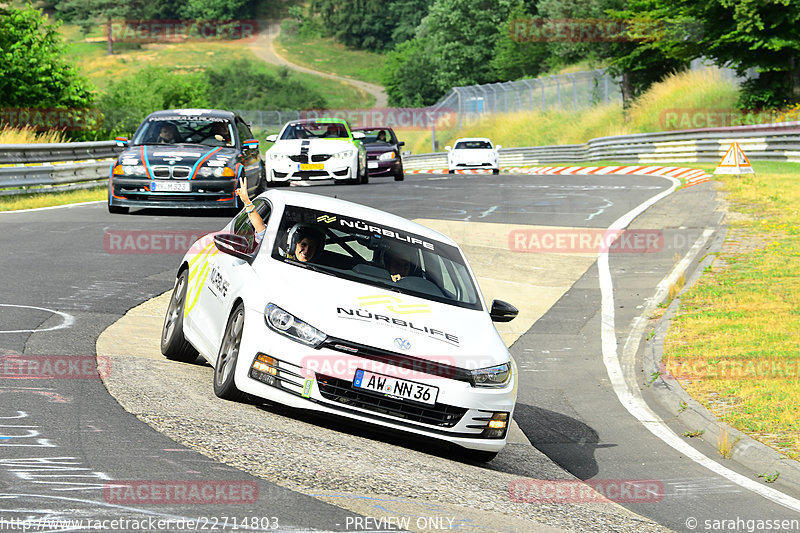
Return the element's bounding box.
[108,109,266,214]
[351,127,404,181]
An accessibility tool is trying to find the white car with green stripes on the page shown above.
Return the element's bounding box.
[161,190,519,461]
[264,118,368,185]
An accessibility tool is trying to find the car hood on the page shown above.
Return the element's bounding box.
[119,145,237,168]
[267,139,355,155]
[451,148,495,158]
[256,263,509,370]
[364,143,398,155]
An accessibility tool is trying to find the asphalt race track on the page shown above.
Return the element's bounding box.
[1,172,799,532]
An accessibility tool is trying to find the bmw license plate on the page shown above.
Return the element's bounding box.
[151,180,190,192]
[299,163,324,171]
[353,369,438,405]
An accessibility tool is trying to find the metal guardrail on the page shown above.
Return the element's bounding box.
[1,122,798,190]
[0,141,119,194]
[403,121,800,170]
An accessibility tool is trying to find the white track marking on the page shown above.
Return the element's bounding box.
[0,304,74,333]
[598,176,800,512]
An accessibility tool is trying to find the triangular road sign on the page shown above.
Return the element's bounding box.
[714,142,754,175]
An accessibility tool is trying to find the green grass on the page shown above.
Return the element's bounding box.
[0,187,105,211]
[275,32,386,86]
[398,67,740,155]
[60,24,369,108]
[663,160,800,459]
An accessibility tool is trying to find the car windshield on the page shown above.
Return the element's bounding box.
[356,129,396,144]
[133,116,235,147]
[455,140,492,150]
[280,121,349,140]
[271,205,482,310]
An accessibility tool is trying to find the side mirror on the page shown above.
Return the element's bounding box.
[352,131,366,139]
[115,136,129,147]
[243,138,259,151]
[444,146,451,151]
[266,134,278,142]
[214,233,256,264]
[496,145,502,150]
[398,141,405,147]
[489,299,518,322]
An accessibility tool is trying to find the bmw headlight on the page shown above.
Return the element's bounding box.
[334,150,355,160]
[198,167,214,177]
[264,303,327,347]
[122,164,146,176]
[378,151,396,161]
[469,362,511,388]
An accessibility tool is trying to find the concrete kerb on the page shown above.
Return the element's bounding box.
[642,223,800,489]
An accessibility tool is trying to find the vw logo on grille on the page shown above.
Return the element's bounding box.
[394,337,411,351]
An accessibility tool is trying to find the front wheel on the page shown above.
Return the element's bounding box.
[161,270,199,362]
[213,303,246,402]
[394,169,404,181]
[492,168,500,175]
[448,169,455,174]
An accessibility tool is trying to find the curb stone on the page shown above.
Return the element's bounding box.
[643,215,800,491]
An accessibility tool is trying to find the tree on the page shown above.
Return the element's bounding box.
[382,38,441,106]
[312,0,398,51]
[667,0,800,108]
[0,5,94,109]
[56,0,144,55]
[491,1,550,80]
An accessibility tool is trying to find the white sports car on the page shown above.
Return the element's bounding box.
[161,190,519,461]
[264,118,368,185]
[446,137,501,174]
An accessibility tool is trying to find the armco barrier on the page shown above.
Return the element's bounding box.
[1,122,798,191]
[403,121,800,170]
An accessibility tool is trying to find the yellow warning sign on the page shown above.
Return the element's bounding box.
[714,142,754,175]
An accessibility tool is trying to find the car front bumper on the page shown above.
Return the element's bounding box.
[267,159,356,183]
[366,159,402,177]
[234,310,516,452]
[108,176,238,209]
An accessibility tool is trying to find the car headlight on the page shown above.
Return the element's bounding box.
[333,150,355,160]
[270,152,290,161]
[469,362,511,388]
[264,303,327,347]
[378,151,396,161]
[122,164,146,176]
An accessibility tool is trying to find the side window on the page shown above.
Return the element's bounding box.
[233,198,270,250]
[236,119,253,144]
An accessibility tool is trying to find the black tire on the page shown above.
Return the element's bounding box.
[448,169,455,174]
[108,202,128,214]
[394,170,404,181]
[254,169,267,195]
[161,270,199,362]
[492,168,500,175]
[361,164,369,184]
[213,303,246,402]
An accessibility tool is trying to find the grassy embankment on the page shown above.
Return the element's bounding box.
[61,23,370,110]
[274,32,386,86]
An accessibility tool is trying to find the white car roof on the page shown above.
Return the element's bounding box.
[453,137,493,144]
[259,190,459,247]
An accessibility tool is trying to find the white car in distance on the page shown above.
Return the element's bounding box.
[446,138,501,174]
